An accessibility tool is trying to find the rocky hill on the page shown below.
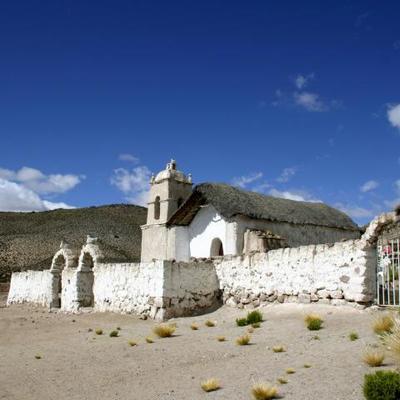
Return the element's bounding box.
[0,204,147,282]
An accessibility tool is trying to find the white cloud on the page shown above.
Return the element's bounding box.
[0,178,74,212]
[293,91,328,112]
[118,153,140,163]
[111,166,151,206]
[276,167,296,183]
[232,172,263,188]
[294,73,314,90]
[268,188,321,203]
[335,202,375,219]
[0,166,81,212]
[388,104,400,130]
[0,166,83,194]
[360,180,379,193]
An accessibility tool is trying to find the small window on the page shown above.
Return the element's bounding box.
[154,196,160,220]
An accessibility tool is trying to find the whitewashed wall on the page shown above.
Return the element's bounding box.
[163,260,220,318]
[188,205,237,258]
[214,238,376,308]
[93,261,165,319]
[7,270,56,307]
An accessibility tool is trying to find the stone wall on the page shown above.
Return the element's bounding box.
[162,260,221,319]
[93,261,165,319]
[7,270,56,307]
[214,238,376,309]
[92,260,220,320]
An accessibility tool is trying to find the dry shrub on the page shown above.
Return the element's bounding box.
[236,334,251,346]
[153,324,176,338]
[201,378,220,392]
[95,329,103,335]
[205,320,216,327]
[34,354,42,359]
[349,332,359,341]
[247,327,255,334]
[251,383,278,400]
[217,336,226,342]
[145,336,154,344]
[128,340,137,347]
[109,330,119,337]
[277,377,287,384]
[373,315,394,335]
[286,368,296,374]
[303,363,312,368]
[384,317,400,362]
[190,323,199,330]
[363,349,385,367]
[272,345,285,353]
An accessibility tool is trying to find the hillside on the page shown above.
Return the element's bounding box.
[0,204,147,282]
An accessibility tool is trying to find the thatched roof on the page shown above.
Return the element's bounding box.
[167,183,359,231]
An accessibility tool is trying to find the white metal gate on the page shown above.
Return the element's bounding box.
[377,239,400,306]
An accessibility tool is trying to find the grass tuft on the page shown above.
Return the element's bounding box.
[349,332,359,341]
[246,310,263,324]
[95,329,103,335]
[277,377,288,384]
[272,345,285,353]
[247,327,255,334]
[236,334,251,346]
[373,315,394,335]
[34,354,42,359]
[190,323,199,330]
[363,348,385,367]
[252,322,261,328]
[383,317,400,362]
[205,320,216,327]
[236,317,248,327]
[145,336,154,344]
[303,363,312,368]
[200,378,221,392]
[305,313,323,331]
[217,336,226,342]
[286,368,296,374]
[251,383,278,400]
[128,340,137,347]
[109,330,119,337]
[153,324,176,338]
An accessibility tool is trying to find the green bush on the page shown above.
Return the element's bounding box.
[364,371,400,400]
[109,330,119,337]
[236,310,263,327]
[246,310,263,324]
[307,318,323,331]
[236,317,248,327]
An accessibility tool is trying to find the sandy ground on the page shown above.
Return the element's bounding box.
[0,296,393,400]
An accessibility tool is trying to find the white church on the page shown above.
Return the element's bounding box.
[7,159,391,319]
[141,159,360,262]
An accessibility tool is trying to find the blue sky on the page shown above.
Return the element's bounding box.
[0,1,399,225]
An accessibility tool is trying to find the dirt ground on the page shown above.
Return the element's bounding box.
[0,296,393,400]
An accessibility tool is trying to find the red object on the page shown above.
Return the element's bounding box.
[384,245,392,255]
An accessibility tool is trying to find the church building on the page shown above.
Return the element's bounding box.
[141,160,361,262]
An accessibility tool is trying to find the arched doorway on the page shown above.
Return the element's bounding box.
[210,238,224,257]
[51,254,67,308]
[78,252,95,307]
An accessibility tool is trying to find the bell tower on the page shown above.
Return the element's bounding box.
[141,159,193,262]
[146,159,193,225]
